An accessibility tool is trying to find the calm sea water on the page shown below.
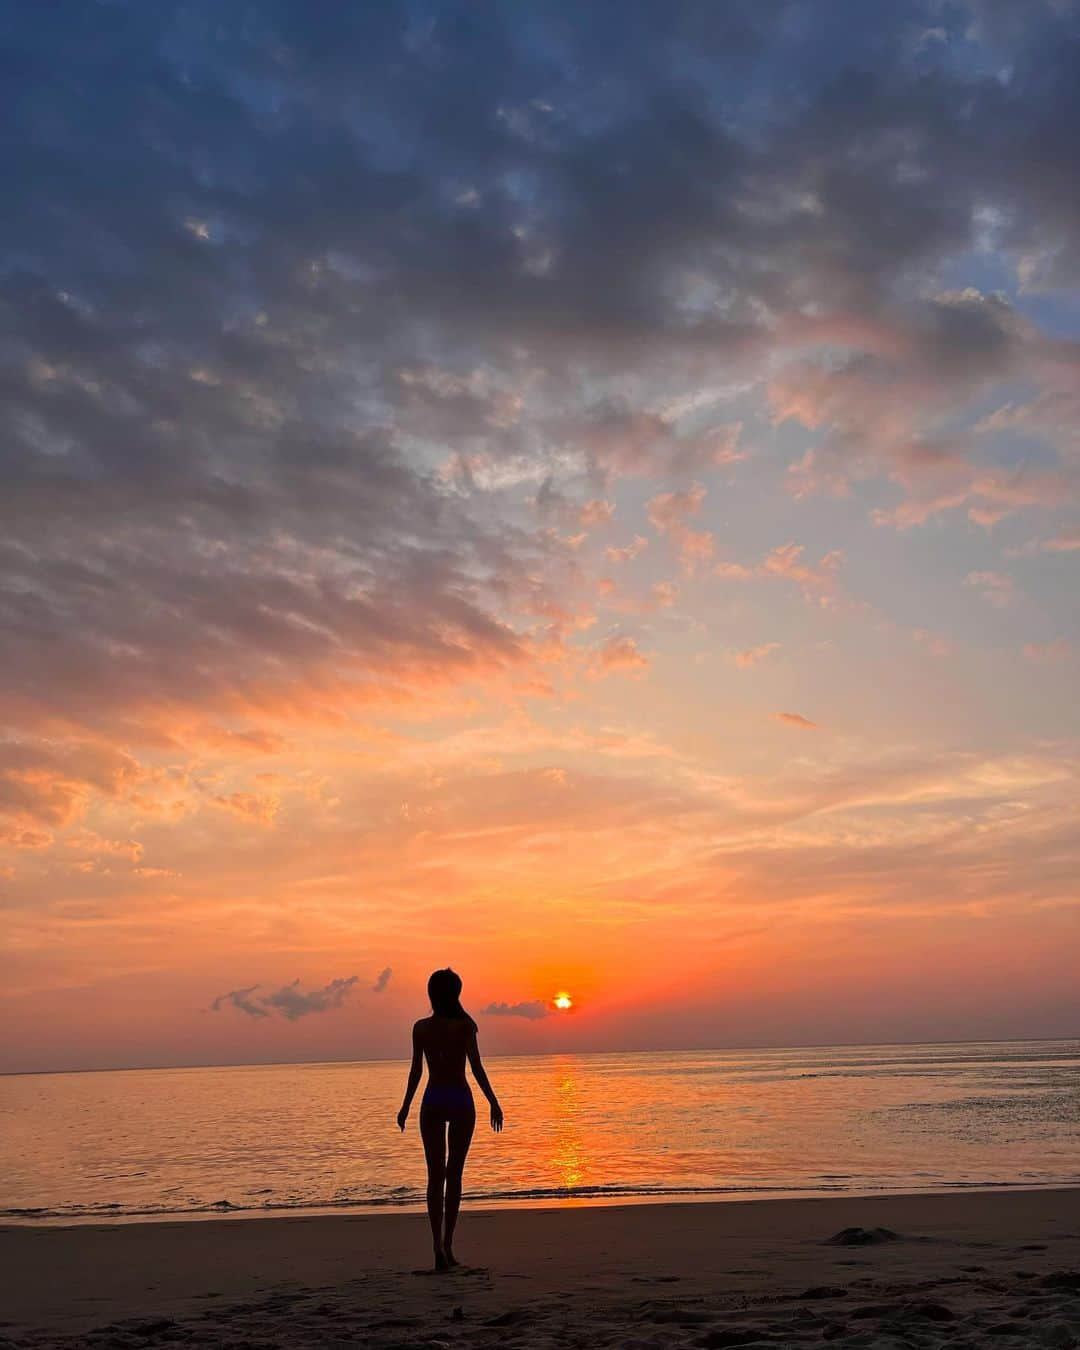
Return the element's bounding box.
[2,1041,1078,1223]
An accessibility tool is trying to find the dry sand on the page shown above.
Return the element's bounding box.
[2,1189,1078,1348]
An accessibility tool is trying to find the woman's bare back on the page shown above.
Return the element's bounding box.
[415,1014,472,1087]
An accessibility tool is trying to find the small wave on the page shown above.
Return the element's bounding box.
[6,1176,1076,1225]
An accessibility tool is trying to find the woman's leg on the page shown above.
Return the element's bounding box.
[419,1110,448,1268]
[443,1109,476,1263]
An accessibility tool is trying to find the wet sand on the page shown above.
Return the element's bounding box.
[2,1188,1079,1348]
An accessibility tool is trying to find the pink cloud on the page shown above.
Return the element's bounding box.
[730,643,780,668]
[760,543,845,607]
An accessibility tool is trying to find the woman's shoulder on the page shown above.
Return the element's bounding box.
[417,1013,473,1038]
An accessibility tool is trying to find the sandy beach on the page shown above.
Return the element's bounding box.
[3,1189,1078,1348]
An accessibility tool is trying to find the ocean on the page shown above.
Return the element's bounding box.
[2,1040,1077,1223]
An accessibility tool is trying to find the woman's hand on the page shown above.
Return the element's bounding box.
[490,1102,504,1133]
[397,1106,408,1132]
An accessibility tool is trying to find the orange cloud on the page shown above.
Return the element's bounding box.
[579,498,615,527]
[589,635,650,678]
[773,711,818,729]
[211,791,280,825]
[647,483,715,572]
[604,535,648,564]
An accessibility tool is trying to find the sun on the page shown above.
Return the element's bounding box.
[553,991,573,1011]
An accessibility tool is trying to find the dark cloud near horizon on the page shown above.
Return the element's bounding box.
[210,985,270,1020]
[372,967,393,993]
[3,0,1080,786]
[483,999,550,1020]
[212,976,359,1021]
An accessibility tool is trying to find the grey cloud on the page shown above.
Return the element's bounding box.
[210,985,269,1019]
[212,976,359,1021]
[262,976,360,1021]
[372,966,393,993]
[482,999,549,1020]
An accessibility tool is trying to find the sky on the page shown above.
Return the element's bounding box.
[2,0,1078,1074]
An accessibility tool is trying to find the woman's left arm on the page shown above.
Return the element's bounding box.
[467,1032,503,1132]
[397,1022,423,1131]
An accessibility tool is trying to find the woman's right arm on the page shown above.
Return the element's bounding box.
[467,1033,503,1132]
[397,1022,423,1131]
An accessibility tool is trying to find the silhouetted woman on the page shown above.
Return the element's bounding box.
[397,968,503,1270]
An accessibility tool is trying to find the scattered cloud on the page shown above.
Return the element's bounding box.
[604,536,648,565]
[730,643,781,669]
[590,635,650,678]
[372,966,393,993]
[711,544,845,606]
[579,498,615,528]
[211,792,280,825]
[647,484,715,572]
[1009,529,1080,557]
[965,570,1016,608]
[482,1000,549,1020]
[761,545,846,608]
[773,712,818,730]
[650,581,679,608]
[1023,640,1070,662]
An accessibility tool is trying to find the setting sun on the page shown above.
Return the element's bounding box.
[553,993,573,1012]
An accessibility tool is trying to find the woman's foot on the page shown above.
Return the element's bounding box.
[433,1247,450,1273]
[444,1245,459,1268]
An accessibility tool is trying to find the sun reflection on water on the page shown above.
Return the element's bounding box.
[550,1065,590,1194]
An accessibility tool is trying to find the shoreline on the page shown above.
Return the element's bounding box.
[5,1178,1078,1229]
[4,1186,1079,1345]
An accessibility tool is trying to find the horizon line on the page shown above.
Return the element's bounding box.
[4,1032,1077,1080]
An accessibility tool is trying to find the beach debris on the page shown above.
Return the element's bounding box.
[825,1225,901,1245]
